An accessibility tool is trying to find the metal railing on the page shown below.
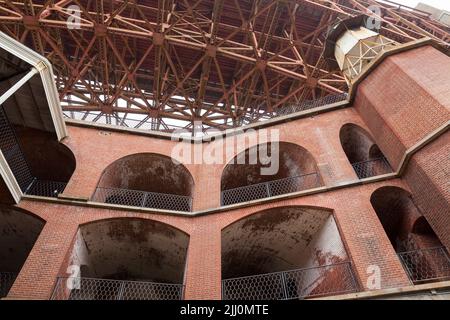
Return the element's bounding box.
[0,272,17,298]
[221,172,321,206]
[0,106,67,198]
[398,247,450,284]
[222,262,359,300]
[25,179,68,197]
[0,106,35,191]
[275,93,348,117]
[92,187,193,212]
[351,157,392,179]
[50,277,184,300]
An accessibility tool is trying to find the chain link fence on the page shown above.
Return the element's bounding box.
[351,157,393,179]
[275,93,348,117]
[92,187,193,212]
[0,272,17,298]
[0,106,67,198]
[0,106,35,191]
[222,262,359,300]
[51,277,185,300]
[398,247,450,284]
[25,179,68,197]
[221,172,321,206]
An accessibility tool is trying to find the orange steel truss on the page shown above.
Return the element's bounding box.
[0,0,449,132]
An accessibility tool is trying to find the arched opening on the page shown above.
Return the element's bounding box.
[51,218,189,300]
[0,205,45,298]
[370,187,450,284]
[221,206,358,300]
[221,142,322,206]
[14,127,76,197]
[0,118,75,198]
[92,153,194,212]
[0,38,72,199]
[340,124,392,179]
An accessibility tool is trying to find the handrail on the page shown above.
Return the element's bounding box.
[222,262,359,300]
[221,172,321,206]
[92,186,193,212]
[398,247,450,284]
[351,157,392,179]
[51,276,185,300]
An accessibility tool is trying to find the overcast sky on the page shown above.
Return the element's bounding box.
[390,0,450,11]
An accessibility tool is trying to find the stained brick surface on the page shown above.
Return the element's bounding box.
[9,179,412,300]
[3,46,450,300]
[354,45,450,168]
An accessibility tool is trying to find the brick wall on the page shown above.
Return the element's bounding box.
[61,107,366,211]
[403,132,450,250]
[353,45,450,169]
[353,45,450,251]
[2,45,450,300]
[8,179,412,300]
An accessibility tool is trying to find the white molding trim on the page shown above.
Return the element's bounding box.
[0,67,39,105]
[0,31,68,141]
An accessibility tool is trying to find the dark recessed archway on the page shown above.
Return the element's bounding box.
[15,127,76,183]
[370,186,450,284]
[340,124,391,179]
[370,186,443,252]
[93,153,194,211]
[221,206,357,300]
[0,205,45,297]
[340,124,376,164]
[221,142,322,205]
[222,206,347,278]
[2,126,76,197]
[72,218,189,283]
[55,218,189,300]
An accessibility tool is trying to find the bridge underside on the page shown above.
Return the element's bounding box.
[0,0,448,133]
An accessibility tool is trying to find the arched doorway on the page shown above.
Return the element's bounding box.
[371,186,450,284]
[51,218,189,300]
[221,142,322,205]
[0,205,45,298]
[0,124,75,198]
[340,124,392,179]
[14,127,76,197]
[92,153,194,212]
[221,206,358,300]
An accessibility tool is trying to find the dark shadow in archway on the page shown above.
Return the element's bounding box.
[0,205,45,297]
[340,123,392,179]
[52,218,189,300]
[14,127,76,197]
[371,186,450,284]
[92,153,194,212]
[221,206,358,300]
[221,142,322,206]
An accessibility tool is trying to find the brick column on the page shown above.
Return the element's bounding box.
[334,199,411,290]
[7,217,78,299]
[192,164,222,211]
[183,218,222,299]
